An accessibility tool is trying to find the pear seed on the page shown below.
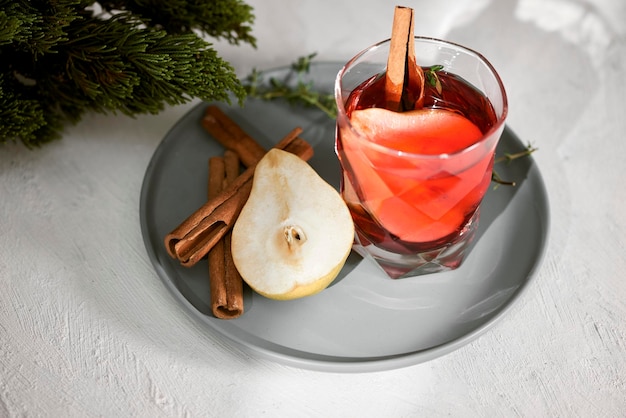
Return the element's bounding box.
[284,225,306,249]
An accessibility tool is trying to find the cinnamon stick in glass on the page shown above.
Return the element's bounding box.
[385,5,425,111]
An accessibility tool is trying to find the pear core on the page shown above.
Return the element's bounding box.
[231,149,355,300]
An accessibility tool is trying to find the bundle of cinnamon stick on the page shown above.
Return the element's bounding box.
[164,105,314,318]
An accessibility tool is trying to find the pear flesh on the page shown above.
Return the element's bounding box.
[231,148,355,300]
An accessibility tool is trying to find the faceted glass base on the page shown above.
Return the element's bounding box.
[353,210,480,279]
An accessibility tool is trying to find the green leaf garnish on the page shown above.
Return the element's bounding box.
[425,65,443,94]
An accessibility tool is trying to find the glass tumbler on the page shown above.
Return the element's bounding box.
[335,37,508,278]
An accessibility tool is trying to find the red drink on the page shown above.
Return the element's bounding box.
[335,36,507,277]
[336,68,498,255]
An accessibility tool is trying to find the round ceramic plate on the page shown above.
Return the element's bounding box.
[140,62,550,372]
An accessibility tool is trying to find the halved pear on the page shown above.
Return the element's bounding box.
[231,148,354,300]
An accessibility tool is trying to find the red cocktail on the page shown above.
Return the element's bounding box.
[335,37,508,278]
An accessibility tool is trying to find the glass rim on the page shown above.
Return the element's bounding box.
[334,36,509,160]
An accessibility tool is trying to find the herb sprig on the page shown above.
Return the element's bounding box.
[425,65,444,94]
[243,53,337,118]
[492,143,538,187]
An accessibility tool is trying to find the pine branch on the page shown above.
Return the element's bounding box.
[0,73,48,147]
[0,0,87,56]
[99,0,256,46]
[0,0,255,148]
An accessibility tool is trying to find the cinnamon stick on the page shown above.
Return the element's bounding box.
[207,151,245,319]
[223,149,241,185]
[385,6,425,111]
[207,156,228,316]
[164,128,313,267]
[202,105,267,167]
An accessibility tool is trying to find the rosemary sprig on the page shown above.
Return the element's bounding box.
[492,143,538,187]
[243,53,337,118]
[494,144,538,165]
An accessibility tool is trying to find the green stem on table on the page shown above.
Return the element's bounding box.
[492,144,538,187]
[243,53,337,118]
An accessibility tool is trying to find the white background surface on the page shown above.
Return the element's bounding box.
[1,0,625,416]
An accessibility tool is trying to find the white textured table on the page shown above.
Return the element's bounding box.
[2,0,625,416]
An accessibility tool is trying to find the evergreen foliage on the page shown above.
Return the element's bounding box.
[0,0,255,147]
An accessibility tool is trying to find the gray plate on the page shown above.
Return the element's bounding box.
[140,62,550,372]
